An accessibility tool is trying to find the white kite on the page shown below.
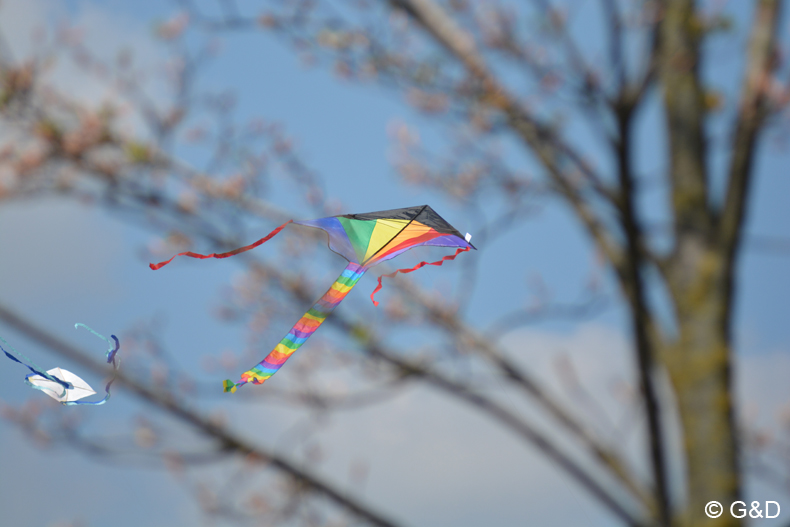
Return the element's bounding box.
[27,367,97,403]
[1,323,120,406]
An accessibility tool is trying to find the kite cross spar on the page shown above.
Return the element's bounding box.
[149,205,475,392]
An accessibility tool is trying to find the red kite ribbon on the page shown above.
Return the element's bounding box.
[149,220,293,270]
[370,246,470,306]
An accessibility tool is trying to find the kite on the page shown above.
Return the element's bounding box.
[1,323,120,405]
[149,205,475,392]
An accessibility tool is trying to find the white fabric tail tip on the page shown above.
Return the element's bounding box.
[465,233,472,242]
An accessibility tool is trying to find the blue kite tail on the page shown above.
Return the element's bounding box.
[65,325,121,406]
[1,335,71,398]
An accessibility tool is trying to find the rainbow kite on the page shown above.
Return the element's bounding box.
[149,205,475,392]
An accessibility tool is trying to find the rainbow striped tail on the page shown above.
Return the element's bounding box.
[223,262,366,392]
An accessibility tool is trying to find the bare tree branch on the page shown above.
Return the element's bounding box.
[719,0,782,263]
[614,103,669,525]
[330,321,648,527]
[600,0,626,94]
[0,303,403,527]
[386,0,620,205]
[659,0,712,245]
[390,278,654,513]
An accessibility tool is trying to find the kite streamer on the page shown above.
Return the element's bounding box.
[1,324,121,405]
[370,246,471,306]
[150,220,293,270]
[223,262,365,393]
[150,205,475,391]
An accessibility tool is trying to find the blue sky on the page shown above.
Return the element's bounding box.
[1,0,789,526]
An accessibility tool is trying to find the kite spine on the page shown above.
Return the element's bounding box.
[223,262,366,393]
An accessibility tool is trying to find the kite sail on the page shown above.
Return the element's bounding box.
[149,205,475,392]
[1,323,120,405]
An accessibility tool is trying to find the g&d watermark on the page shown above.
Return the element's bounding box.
[705,501,781,519]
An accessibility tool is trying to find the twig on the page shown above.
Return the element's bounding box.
[0,303,403,527]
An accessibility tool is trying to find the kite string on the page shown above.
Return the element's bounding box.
[149,220,293,270]
[370,246,470,306]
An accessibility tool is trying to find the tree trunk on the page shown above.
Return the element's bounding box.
[664,248,740,527]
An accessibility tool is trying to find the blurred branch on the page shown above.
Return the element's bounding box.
[344,278,653,520]
[600,0,625,94]
[0,52,652,520]
[384,0,664,317]
[659,0,712,247]
[0,303,403,527]
[332,320,648,526]
[484,295,607,337]
[198,379,409,411]
[529,0,614,112]
[158,207,652,518]
[719,0,782,263]
[386,0,620,202]
[614,100,669,525]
